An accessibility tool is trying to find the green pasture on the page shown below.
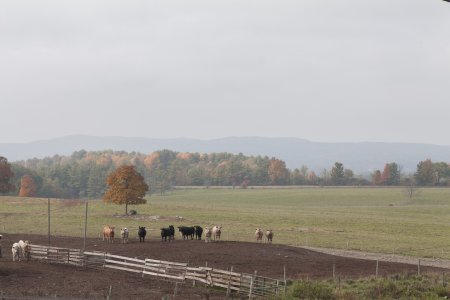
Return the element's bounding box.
[1,187,450,259]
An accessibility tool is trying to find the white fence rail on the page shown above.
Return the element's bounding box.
[29,244,286,298]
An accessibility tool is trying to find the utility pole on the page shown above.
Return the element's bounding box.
[47,198,51,245]
[84,201,88,250]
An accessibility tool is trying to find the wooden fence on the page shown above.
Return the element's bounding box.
[30,244,84,266]
[29,244,286,298]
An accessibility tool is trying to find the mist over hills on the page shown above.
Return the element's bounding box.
[2,135,450,173]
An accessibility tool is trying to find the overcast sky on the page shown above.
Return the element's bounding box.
[1,0,449,145]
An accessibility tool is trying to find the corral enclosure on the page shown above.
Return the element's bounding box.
[2,187,450,258]
[1,233,446,299]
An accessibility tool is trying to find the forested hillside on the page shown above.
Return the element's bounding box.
[4,136,450,173]
[9,150,294,198]
[4,149,450,199]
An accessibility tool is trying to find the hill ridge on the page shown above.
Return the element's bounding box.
[2,135,450,172]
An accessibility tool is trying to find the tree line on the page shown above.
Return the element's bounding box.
[0,150,450,199]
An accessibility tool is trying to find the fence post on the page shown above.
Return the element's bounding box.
[142,259,146,278]
[376,259,379,278]
[332,263,336,281]
[205,262,208,287]
[249,271,256,299]
[173,282,179,299]
[443,272,446,287]
[418,259,421,275]
[239,272,243,294]
[106,285,112,300]
[226,266,233,298]
[284,264,287,295]
[276,280,279,296]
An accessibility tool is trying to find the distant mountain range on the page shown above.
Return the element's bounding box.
[2,135,450,173]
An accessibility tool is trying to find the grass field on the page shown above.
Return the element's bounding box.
[2,187,450,259]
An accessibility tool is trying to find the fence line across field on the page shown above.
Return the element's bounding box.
[29,244,286,298]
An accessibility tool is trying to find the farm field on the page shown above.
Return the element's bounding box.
[3,187,450,299]
[2,187,450,259]
[0,233,445,299]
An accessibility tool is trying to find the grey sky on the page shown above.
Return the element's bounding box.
[1,0,449,145]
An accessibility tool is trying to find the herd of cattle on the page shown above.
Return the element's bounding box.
[102,225,274,244]
[6,226,273,262]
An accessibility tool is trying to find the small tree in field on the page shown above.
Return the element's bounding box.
[19,174,37,197]
[404,177,420,201]
[103,165,149,215]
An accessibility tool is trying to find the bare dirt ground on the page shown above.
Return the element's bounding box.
[1,233,448,299]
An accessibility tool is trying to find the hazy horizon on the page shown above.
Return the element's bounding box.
[2,134,450,147]
[1,1,449,145]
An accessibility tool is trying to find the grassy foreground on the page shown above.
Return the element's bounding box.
[1,187,450,258]
[281,274,450,300]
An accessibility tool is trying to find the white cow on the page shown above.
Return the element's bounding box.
[212,226,222,241]
[12,243,21,262]
[120,228,129,244]
[18,240,31,261]
[265,230,274,243]
[255,228,263,242]
[204,227,212,243]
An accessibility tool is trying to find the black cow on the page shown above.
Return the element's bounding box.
[194,226,203,240]
[169,225,175,240]
[138,226,147,243]
[161,225,175,242]
[178,226,195,240]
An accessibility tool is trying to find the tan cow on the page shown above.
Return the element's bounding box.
[212,225,222,241]
[255,228,263,242]
[265,230,274,243]
[204,227,212,243]
[103,226,115,243]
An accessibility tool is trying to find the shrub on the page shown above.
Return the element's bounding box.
[286,280,333,300]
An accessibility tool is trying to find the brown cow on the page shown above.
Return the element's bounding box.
[255,228,263,242]
[103,226,115,243]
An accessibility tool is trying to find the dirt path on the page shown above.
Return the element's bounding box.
[301,246,450,270]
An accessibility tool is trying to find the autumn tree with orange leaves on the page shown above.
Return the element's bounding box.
[19,174,37,197]
[268,158,290,185]
[103,165,149,215]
